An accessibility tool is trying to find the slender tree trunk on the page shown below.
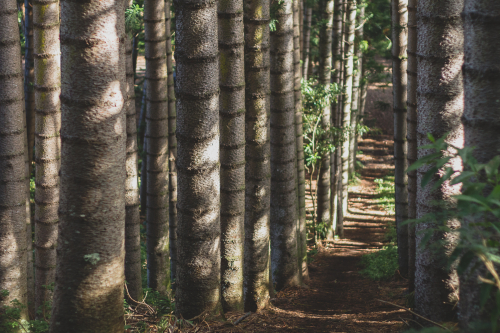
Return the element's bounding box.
[415,0,463,323]
[299,0,304,60]
[0,1,29,322]
[392,0,409,279]
[302,7,312,80]
[243,0,272,312]
[294,0,308,282]
[218,0,245,312]
[352,4,365,174]
[358,57,367,125]
[132,35,139,76]
[460,1,500,328]
[165,0,177,289]
[316,0,334,240]
[270,0,300,291]
[174,0,221,318]
[33,0,60,318]
[144,0,170,295]
[50,1,127,331]
[406,0,417,293]
[139,81,147,217]
[124,27,142,302]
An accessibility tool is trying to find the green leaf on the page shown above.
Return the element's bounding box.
[421,166,439,188]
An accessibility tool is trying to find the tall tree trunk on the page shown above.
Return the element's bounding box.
[33,0,60,318]
[124,22,142,302]
[358,57,367,126]
[329,0,344,238]
[316,0,334,241]
[50,1,127,331]
[392,0,409,279]
[415,0,463,323]
[144,0,170,295]
[299,0,304,60]
[165,0,177,289]
[302,7,312,80]
[294,0,308,282]
[460,1,500,328]
[270,0,300,291]
[174,0,221,318]
[218,0,245,312]
[243,0,272,312]
[0,1,29,321]
[139,81,147,217]
[406,0,417,293]
[352,3,365,175]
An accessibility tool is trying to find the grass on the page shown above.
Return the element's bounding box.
[359,245,399,281]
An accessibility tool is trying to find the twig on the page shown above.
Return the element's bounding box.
[233,312,252,325]
[124,283,156,314]
[376,299,452,331]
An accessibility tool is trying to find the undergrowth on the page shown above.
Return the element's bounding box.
[359,245,399,280]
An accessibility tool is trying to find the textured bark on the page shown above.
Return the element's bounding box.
[415,0,463,323]
[125,33,142,302]
[392,0,409,279]
[299,0,304,60]
[270,0,300,291]
[302,7,312,80]
[144,0,170,295]
[139,82,147,216]
[0,1,29,321]
[352,4,365,176]
[165,0,178,287]
[174,0,221,319]
[293,0,308,282]
[33,0,60,318]
[316,0,334,240]
[243,0,272,312]
[218,0,245,312]
[50,1,127,331]
[460,1,500,328]
[406,0,417,293]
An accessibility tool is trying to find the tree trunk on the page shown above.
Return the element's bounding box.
[0,1,29,322]
[124,30,142,302]
[243,0,272,312]
[316,0,334,241]
[165,0,177,289]
[270,0,300,291]
[460,1,500,328]
[415,0,463,323]
[50,1,127,331]
[33,0,60,318]
[352,4,365,176]
[144,0,170,295]
[392,0,409,279]
[406,0,417,293]
[218,0,245,312]
[139,81,147,217]
[294,0,308,282]
[302,7,312,80]
[174,0,221,319]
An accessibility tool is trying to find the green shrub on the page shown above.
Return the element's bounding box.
[359,245,399,280]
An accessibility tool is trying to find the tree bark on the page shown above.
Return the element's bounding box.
[302,7,312,80]
[460,1,500,328]
[406,0,417,293]
[415,0,463,323]
[218,0,245,312]
[243,0,272,312]
[50,1,127,331]
[174,0,221,319]
[270,0,300,291]
[144,0,170,295]
[33,0,60,318]
[139,81,147,217]
[392,0,409,279]
[0,1,29,322]
[352,4,365,176]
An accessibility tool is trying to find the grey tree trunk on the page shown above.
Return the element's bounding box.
[174,0,221,318]
[243,0,272,312]
[316,0,334,240]
[140,82,147,216]
[392,0,409,279]
[0,1,29,322]
[302,7,312,80]
[50,0,127,331]
[125,31,142,302]
[33,0,60,318]
[270,0,300,291]
[460,1,500,328]
[165,0,178,288]
[415,0,463,323]
[294,0,308,282]
[352,4,365,175]
[218,0,245,312]
[406,0,417,293]
[144,0,170,295]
